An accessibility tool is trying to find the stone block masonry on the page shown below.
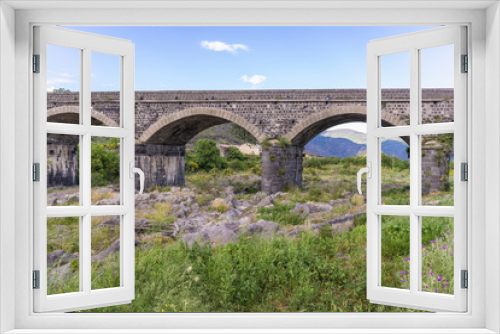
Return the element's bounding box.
[47,89,454,193]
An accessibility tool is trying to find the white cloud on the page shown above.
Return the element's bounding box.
[200,40,249,53]
[241,74,267,87]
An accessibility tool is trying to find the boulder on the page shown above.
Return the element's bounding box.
[256,195,274,207]
[47,250,77,267]
[245,219,279,237]
[182,224,238,247]
[291,203,309,216]
[98,216,120,228]
[306,202,333,213]
[219,209,241,221]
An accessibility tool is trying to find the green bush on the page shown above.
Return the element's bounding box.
[90,138,120,187]
[227,147,245,161]
[192,139,226,171]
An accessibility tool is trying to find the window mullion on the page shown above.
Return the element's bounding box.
[409,47,420,294]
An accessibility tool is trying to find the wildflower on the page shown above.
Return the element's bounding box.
[403,257,410,262]
[441,244,449,250]
[435,288,438,293]
[193,276,201,283]
[450,253,454,256]
[437,274,443,282]
[186,266,193,273]
[401,279,406,282]
[445,231,452,235]
[429,266,434,269]
[401,271,407,275]
[421,245,426,249]
[394,271,398,276]
[430,272,435,276]
[429,240,436,244]
[425,285,429,289]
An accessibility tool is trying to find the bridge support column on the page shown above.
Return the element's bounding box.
[135,144,185,191]
[422,143,450,194]
[47,135,79,187]
[261,145,303,194]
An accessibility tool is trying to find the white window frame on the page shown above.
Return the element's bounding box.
[1,1,498,333]
[366,26,467,312]
[33,26,136,313]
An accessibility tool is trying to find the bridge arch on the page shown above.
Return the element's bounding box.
[139,107,265,145]
[284,106,408,146]
[47,106,119,127]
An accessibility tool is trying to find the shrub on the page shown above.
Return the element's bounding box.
[90,138,120,187]
[192,139,225,171]
[227,147,245,161]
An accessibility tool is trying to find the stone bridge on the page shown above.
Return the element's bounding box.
[47,89,454,193]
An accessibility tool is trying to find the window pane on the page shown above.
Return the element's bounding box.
[421,134,454,205]
[47,44,81,124]
[47,217,80,295]
[420,45,454,124]
[47,134,80,206]
[91,137,121,205]
[381,136,410,205]
[421,217,454,294]
[91,215,121,290]
[380,51,410,127]
[381,215,410,290]
[91,52,121,127]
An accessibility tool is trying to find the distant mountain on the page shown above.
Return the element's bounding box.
[321,129,367,144]
[306,129,409,160]
[305,137,365,158]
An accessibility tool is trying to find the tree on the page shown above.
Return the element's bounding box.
[227,146,245,161]
[193,139,225,171]
[52,88,71,93]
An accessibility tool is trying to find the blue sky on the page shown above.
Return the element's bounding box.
[48,26,454,93]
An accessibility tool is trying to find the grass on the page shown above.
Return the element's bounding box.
[257,201,305,226]
[80,224,421,313]
[48,155,455,312]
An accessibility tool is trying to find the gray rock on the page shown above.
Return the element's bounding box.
[135,218,151,232]
[239,216,253,225]
[135,193,150,201]
[98,216,120,228]
[256,195,274,207]
[245,219,279,236]
[48,262,74,284]
[182,224,238,247]
[47,250,77,267]
[219,209,241,221]
[291,203,309,216]
[307,203,333,213]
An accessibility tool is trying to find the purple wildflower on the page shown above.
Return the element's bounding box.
[445,231,452,235]
[435,288,438,293]
[437,274,443,282]
[401,279,406,282]
[429,240,437,244]
[441,244,449,250]
[450,253,454,256]
[430,272,435,276]
[429,266,434,269]
[403,257,410,262]
[425,285,429,289]
[401,271,407,275]
[421,245,426,249]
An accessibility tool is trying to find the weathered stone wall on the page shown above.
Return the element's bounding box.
[47,89,454,140]
[135,144,185,189]
[421,144,450,194]
[261,145,303,194]
[47,135,79,187]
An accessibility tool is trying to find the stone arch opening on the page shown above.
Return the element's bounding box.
[284,106,408,146]
[47,106,120,127]
[46,106,119,187]
[136,107,264,190]
[258,106,410,193]
[139,107,264,145]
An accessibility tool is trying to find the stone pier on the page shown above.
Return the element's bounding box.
[422,142,450,194]
[261,145,303,194]
[135,144,186,190]
[47,134,79,187]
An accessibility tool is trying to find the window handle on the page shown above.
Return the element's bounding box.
[357,162,371,194]
[129,162,145,194]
